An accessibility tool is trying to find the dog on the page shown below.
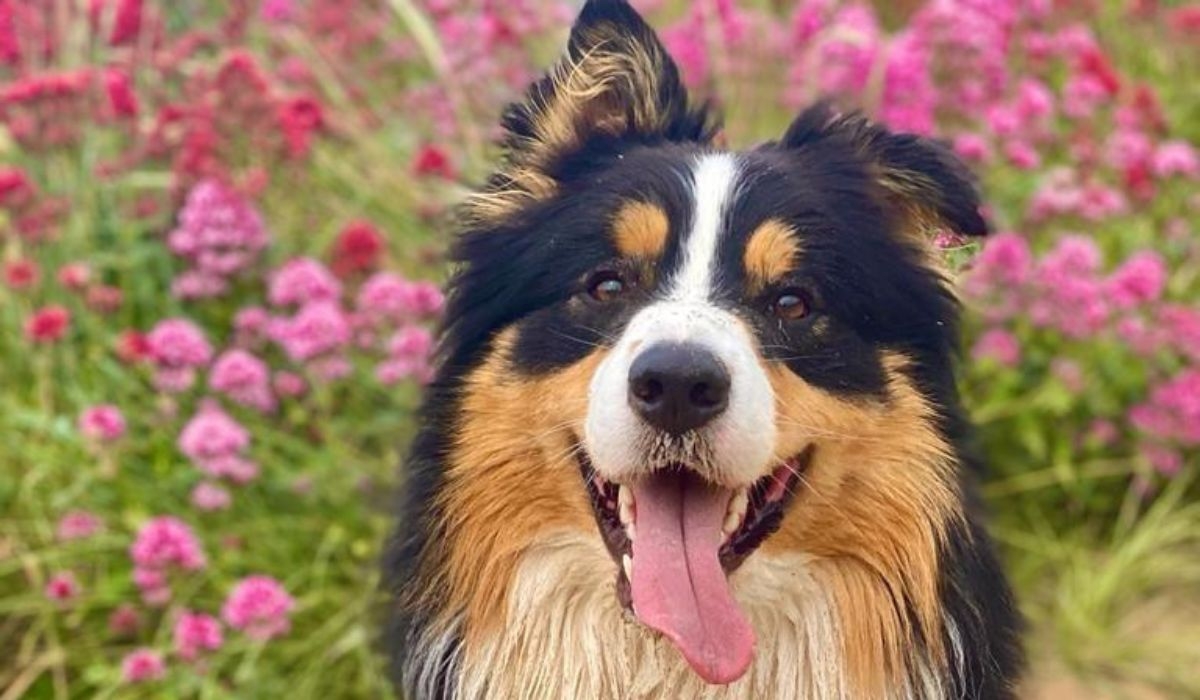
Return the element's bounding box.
[383,0,1023,697]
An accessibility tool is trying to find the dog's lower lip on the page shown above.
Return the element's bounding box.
[576,444,815,604]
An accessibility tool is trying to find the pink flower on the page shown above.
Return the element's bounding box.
[168,180,270,300]
[1062,74,1109,118]
[278,95,324,158]
[45,571,81,602]
[130,517,206,572]
[1077,184,1128,221]
[179,401,256,480]
[261,0,295,22]
[147,319,213,369]
[411,144,456,180]
[222,575,295,641]
[273,371,307,398]
[25,305,71,343]
[196,455,259,483]
[1014,78,1055,121]
[972,329,1021,367]
[209,349,275,413]
[355,272,446,321]
[1041,236,1101,278]
[970,232,1033,287]
[661,23,709,88]
[109,0,143,46]
[1130,370,1200,446]
[3,259,38,289]
[57,511,104,541]
[330,221,386,277]
[191,482,232,511]
[120,649,165,684]
[104,68,139,118]
[268,258,341,307]
[171,271,228,300]
[173,611,223,661]
[953,133,991,162]
[1140,443,1182,477]
[407,282,444,317]
[78,405,127,442]
[154,367,198,394]
[389,326,434,360]
[234,306,271,341]
[133,567,167,591]
[109,603,142,637]
[115,330,153,364]
[269,301,351,362]
[1152,141,1199,179]
[377,325,436,384]
[1004,141,1040,170]
[879,31,935,134]
[1158,305,1200,362]
[57,262,91,290]
[1107,251,1166,310]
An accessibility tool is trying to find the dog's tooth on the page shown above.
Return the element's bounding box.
[618,486,634,526]
[722,508,742,536]
[625,522,636,542]
[729,488,748,519]
[722,489,748,536]
[622,554,633,579]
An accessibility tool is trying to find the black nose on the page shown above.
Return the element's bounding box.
[628,342,731,435]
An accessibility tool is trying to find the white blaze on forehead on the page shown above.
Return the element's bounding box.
[669,153,740,302]
[584,151,776,488]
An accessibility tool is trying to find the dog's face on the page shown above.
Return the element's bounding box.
[428,0,988,688]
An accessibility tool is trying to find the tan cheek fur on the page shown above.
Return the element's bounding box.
[762,352,961,698]
[429,330,605,648]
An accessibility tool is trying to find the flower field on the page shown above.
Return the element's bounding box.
[1,0,1198,698]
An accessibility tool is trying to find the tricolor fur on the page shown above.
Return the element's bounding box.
[383,0,1023,697]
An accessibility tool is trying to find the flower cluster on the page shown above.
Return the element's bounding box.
[145,319,214,392]
[167,180,270,300]
[129,517,206,606]
[178,401,258,484]
[221,575,295,641]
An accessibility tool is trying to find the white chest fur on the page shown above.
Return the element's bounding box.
[454,532,861,700]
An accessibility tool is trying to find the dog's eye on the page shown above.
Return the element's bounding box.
[771,289,810,321]
[586,271,627,302]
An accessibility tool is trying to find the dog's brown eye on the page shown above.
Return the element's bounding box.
[771,289,810,320]
[587,271,627,302]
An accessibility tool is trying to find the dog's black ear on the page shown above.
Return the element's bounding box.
[783,103,989,240]
[463,0,718,226]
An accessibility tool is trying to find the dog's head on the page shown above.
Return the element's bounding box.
[427,0,988,687]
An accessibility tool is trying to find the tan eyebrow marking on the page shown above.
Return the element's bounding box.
[611,201,669,259]
[744,219,801,293]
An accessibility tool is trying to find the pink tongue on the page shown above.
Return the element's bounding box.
[630,472,756,685]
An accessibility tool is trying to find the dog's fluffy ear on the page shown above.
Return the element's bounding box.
[783,103,989,240]
[463,0,718,226]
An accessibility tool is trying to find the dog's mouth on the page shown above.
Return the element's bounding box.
[577,445,814,685]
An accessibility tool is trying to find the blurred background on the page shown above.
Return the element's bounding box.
[0,0,1197,697]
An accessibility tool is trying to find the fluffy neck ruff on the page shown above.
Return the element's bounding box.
[409,532,957,700]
